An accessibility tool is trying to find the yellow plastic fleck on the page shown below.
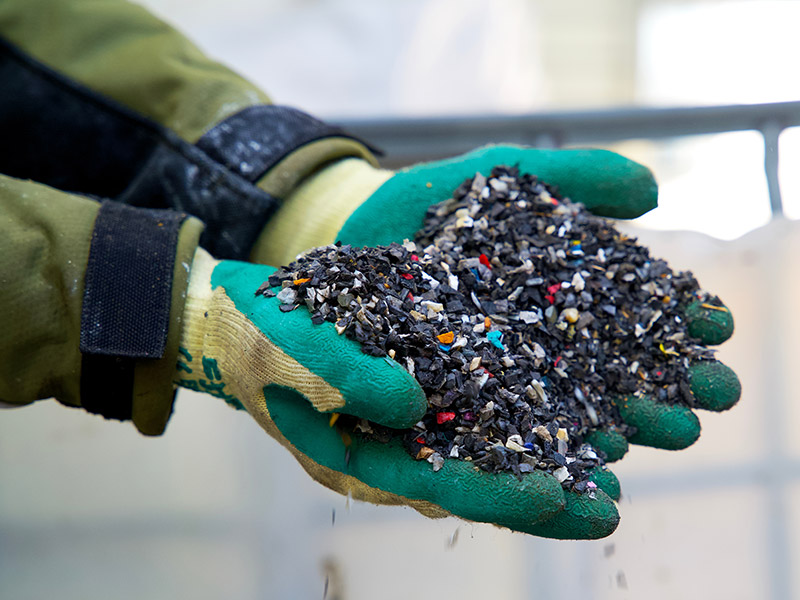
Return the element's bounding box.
[426,182,433,188]
[293,278,311,285]
[484,317,492,329]
[700,303,729,313]
[659,343,680,356]
[329,413,340,427]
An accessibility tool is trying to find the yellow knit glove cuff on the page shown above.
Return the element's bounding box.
[250,158,392,266]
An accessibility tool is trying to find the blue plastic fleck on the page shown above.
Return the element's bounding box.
[524,442,535,451]
[470,267,481,281]
[487,330,505,350]
[439,343,453,352]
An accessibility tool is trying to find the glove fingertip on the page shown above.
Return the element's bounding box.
[558,149,658,220]
[589,468,621,501]
[689,360,742,412]
[523,489,620,540]
[614,395,701,450]
[685,299,734,345]
[584,429,629,463]
[345,357,428,429]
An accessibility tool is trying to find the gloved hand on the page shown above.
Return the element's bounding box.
[252,144,741,464]
[177,247,622,539]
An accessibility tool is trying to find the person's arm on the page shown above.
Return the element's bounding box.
[0,0,378,263]
[0,175,203,435]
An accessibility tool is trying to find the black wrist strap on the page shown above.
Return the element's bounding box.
[79,202,187,420]
[195,104,379,182]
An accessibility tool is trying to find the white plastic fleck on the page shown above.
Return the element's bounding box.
[519,309,542,324]
[276,287,297,304]
[553,467,570,483]
[428,452,445,472]
[505,435,526,453]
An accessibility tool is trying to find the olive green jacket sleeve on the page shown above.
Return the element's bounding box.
[0,0,378,204]
[0,0,380,434]
[0,175,203,434]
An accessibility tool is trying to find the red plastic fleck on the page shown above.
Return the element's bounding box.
[436,412,456,424]
[479,254,492,269]
[547,283,561,295]
[410,254,419,261]
[554,356,562,367]
[415,436,425,444]
[400,273,414,280]
[545,294,555,304]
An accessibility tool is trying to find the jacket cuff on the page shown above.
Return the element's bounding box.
[78,201,203,435]
[132,215,203,435]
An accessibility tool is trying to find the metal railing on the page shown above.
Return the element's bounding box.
[339,100,800,217]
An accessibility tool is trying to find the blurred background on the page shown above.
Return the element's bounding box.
[2,0,799,598]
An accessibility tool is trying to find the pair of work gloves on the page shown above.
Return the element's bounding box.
[177,144,740,540]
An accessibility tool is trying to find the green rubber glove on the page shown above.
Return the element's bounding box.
[334,145,741,462]
[178,248,620,540]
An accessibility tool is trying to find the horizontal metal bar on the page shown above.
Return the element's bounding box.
[336,100,800,166]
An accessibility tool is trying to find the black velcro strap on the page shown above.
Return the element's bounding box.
[80,202,186,420]
[195,105,381,184]
[117,136,282,261]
